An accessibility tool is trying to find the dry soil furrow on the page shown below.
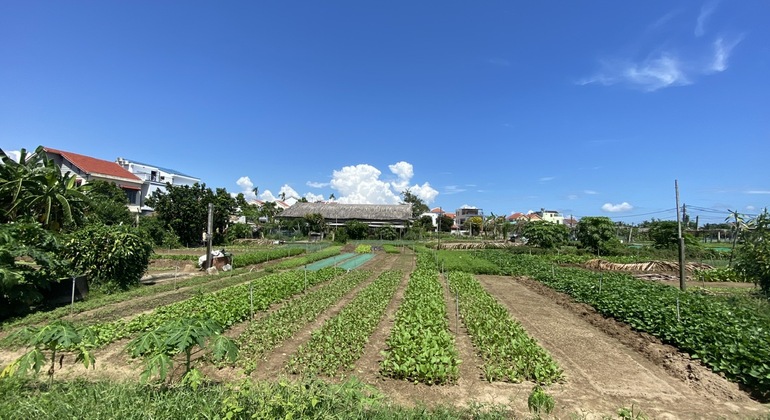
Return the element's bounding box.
[476,275,767,419]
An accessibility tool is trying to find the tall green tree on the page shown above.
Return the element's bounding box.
[521,221,569,248]
[401,189,429,218]
[437,214,453,233]
[726,209,747,267]
[575,217,620,255]
[145,183,238,247]
[302,213,327,235]
[344,220,369,240]
[82,180,133,226]
[648,220,699,250]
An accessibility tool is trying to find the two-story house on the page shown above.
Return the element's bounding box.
[43,147,143,213]
[115,158,200,213]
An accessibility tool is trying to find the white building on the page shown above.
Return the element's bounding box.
[116,158,200,213]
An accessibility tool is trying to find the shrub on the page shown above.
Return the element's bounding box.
[62,224,154,291]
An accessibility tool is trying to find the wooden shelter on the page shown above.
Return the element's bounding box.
[277,202,413,230]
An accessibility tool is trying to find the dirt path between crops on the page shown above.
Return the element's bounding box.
[474,275,768,418]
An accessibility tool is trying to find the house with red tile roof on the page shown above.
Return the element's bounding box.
[43,147,143,213]
[115,157,200,213]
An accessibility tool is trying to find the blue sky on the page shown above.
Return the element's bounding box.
[2,1,768,224]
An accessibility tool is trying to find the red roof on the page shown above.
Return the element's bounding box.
[44,147,140,183]
[508,212,525,221]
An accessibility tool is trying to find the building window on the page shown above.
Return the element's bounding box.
[125,190,138,205]
[151,171,158,182]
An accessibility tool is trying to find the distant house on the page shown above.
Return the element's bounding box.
[535,208,564,225]
[278,202,413,231]
[43,147,143,213]
[115,158,200,213]
[455,207,483,230]
[563,216,579,229]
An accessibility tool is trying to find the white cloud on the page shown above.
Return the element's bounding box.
[388,161,414,192]
[539,176,555,182]
[278,184,300,200]
[326,161,438,205]
[443,185,467,195]
[260,190,277,202]
[746,190,770,195]
[580,54,690,92]
[304,192,325,202]
[601,202,634,212]
[461,204,478,209]
[235,176,257,200]
[695,1,718,37]
[306,181,328,188]
[747,205,756,211]
[567,194,579,200]
[4,150,21,163]
[584,190,599,195]
[331,164,401,204]
[710,36,742,73]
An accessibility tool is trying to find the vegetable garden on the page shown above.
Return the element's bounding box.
[1,245,768,419]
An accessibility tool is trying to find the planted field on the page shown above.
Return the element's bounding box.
[0,250,766,418]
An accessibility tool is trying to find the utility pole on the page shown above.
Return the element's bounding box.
[675,180,686,291]
[206,203,213,271]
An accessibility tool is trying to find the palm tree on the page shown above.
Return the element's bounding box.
[251,186,259,199]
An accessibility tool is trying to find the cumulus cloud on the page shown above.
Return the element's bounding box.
[601,202,634,212]
[327,161,438,205]
[235,176,257,200]
[584,190,599,195]
[306,181,328,188]
[305,192,325,202]
[461,204,478,209]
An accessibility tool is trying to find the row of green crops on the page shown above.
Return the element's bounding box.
[380,253,460,385]
[479,250,770,398]
[383,244,401,254]
[447,271,562,384]
[237,270,372,374]
[436,250,502,275]
[355,244,372,254]
[80,268,342,348]
[268,246,343,270]
[287,270,402,377]
[232,247,305,266]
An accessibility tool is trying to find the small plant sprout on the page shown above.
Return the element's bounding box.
[527,385,555,417]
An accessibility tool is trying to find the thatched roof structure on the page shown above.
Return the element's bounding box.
[277,202,413,229]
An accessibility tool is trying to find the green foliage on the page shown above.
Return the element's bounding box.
[448,272,562,384]
[1,376,512,420]
[527,385,555,416]
[522,221,569,248]
[575,216,620,255]
[480,250,770,398]
[735,209,770,294]
[138,215,182,248]
[437,250,501,275]
[224,223,254,243]
[288,271,402,377]
[345,220,369,240]
[381,253,460,384]
[82,180,132,226]
[376,225,398,240]
[464,216,483,236]
[237,270,370,373]
[1,320,94,383]
[0,146,88,231]
[62,224,154,290]
[648,220,699,250]
[145,182,238,247]
[302,213,327,235]
[0,222,69,319]
[84,268,342,348]
[383,244,401,254]
[694,267,745,282]
[355,244,372,254]
[127,317,238,384]
[401,189,429,218]
[269,246,341,270]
